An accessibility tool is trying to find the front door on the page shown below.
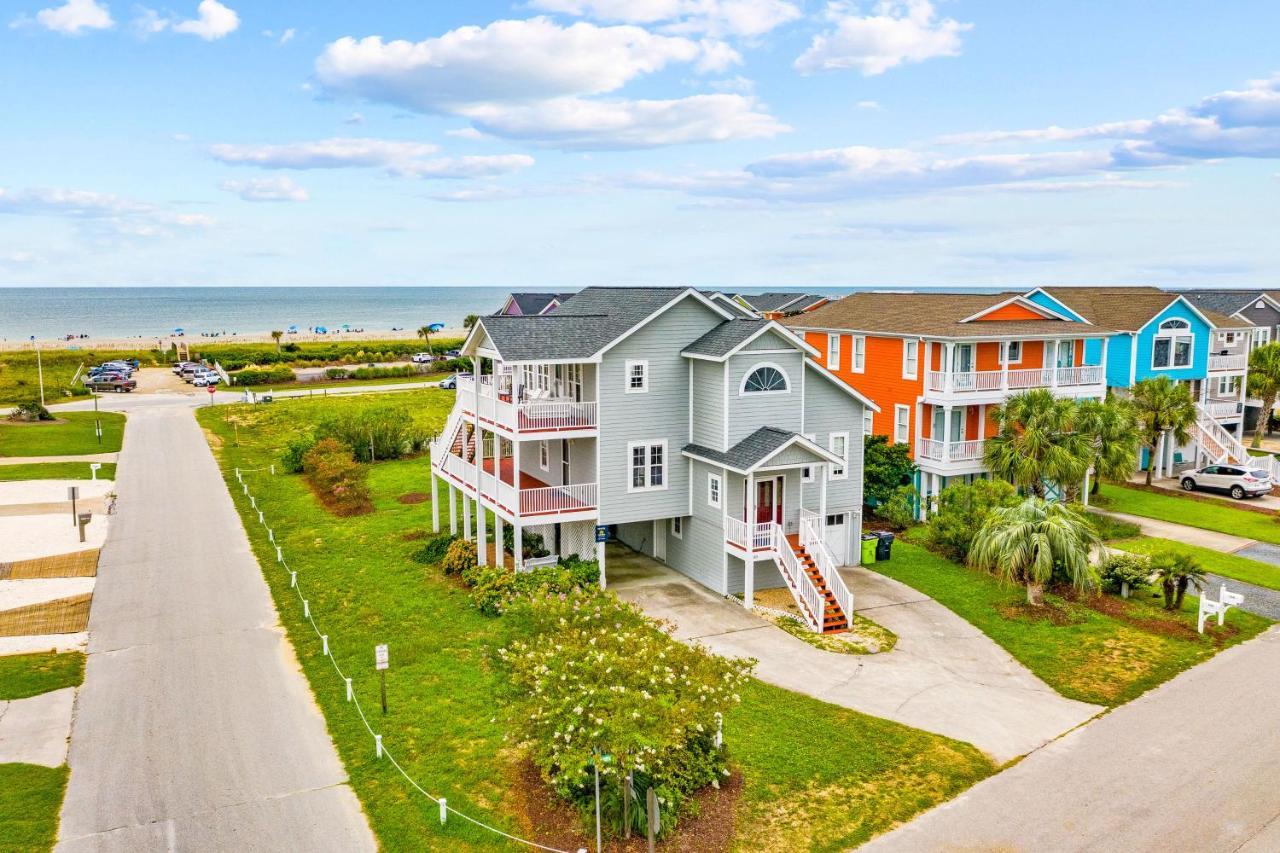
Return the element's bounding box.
[751,476,785,525]
[931,407,965,442]
[952,344,974,373]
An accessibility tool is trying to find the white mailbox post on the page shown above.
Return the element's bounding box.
[1199,584,1245,634]
[89,463,102,481]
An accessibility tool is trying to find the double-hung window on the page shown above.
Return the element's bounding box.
[538,440,549,471]
[826,334,841,370]
[1152,319,1193,369]
[708,473,722,508]
[625,360,648,393]
[829,432,848,480]
[1001,341,1022,365]
[671,516,683,538]
[894,404,910,444]
[902,339,919,379]
[629,441,667,492]
[863,408,873,438]
[852,336,866,373]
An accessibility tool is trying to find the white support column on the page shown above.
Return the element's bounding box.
[493,513,504,568]
[1051,340,1061,388]
[597,534,607,589]
[448,483,458,536]
[918,469,929,522]
[513,522,523,572]
[1154,431,1166,480]
[943,342,955,393]
[818,464,828,531]
[745,472,756,610]
[431,474,441,533]
[1000,342,1010,392]
[462,494,472,540]
[1099,336,1109,392]
[720,466,730,595]
[978,404,987,441]
[942,404,953,461]
[932,472,941,514]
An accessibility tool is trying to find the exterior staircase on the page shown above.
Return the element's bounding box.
[784,534,848,633]
[1192,402,1250,466]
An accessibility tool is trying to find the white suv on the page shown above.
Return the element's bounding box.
[1180,464,1273,500]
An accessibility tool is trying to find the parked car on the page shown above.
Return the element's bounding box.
[438,372,470,390]
[192,371,221,387]
[411,352,434,364]
[85,374,136,393]
[444,349,461,358]
[180,364,204,381]
[1180,464,1273,500]
[172,361,200,374]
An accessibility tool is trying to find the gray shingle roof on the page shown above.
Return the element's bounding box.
[739,292,809,312]
[504,292,575,315]
[681,319,770,358]
[477,286,697,361]
[684,426,812,471]
[1176,290,1267,319]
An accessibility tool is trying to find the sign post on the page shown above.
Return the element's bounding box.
[375,643,389,714]
[207,385,216,405]
[94,419,102,446]
[89,463,101,481]
[68,485,79,527]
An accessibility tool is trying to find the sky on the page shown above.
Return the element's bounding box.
[2,0,1279,289]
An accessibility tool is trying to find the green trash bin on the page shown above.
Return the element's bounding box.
[860,533,878,565]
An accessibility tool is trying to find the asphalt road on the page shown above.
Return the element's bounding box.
[861,625,1280,852]
[56,398,376,851]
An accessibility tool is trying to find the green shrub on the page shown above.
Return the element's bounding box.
[351,365,416,380]
[1100,552,1152,595]
[925,479,1019,561]
[9,399,53,422]
[502,526,550,559]
[440,538,478,576]
[325,367,350,380]
[301,438,372,515]
[411,532,458,565]
[498,590,752,837]
[232,366,296,385]
[864,435,917,506]
[467,565,516,616]
[279,433,316,474]
[873,485,918,529]
[315,402,424,462]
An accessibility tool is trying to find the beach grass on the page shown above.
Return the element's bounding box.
[196,392,996,851]
[0,411,125,457]
[233,371,449,394]
[0,461,117,481]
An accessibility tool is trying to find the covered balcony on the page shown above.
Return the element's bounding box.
[917,437,986,464]
[925,365,1105,396]
[1208,354,1248,373]
[457,362,597,435]
[921,337,1107,404]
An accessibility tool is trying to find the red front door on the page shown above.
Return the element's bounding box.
[754,476,783,525]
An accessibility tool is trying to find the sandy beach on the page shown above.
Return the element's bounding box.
[0,327,469,353]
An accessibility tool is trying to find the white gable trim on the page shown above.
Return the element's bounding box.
[1134,295,1217,334]
[682,320,820,362]
[804,359,880,412]
[959,294,1076,324]
[597,288,734,357]
[1021,287,1094,324]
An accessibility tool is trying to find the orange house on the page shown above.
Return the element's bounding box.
[785,292,1114,519]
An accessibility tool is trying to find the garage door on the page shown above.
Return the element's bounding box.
[824,513,848,565]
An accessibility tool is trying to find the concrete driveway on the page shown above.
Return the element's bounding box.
[610,546,1101,764]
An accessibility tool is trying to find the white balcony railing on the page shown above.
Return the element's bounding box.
[432,447,597,517]
[1209,354,1248,373]
[519,483,598,515]
[926,365,1104,395]
[459,376,598,432]
[918,437,986,463]
[725,517,772,551]
[518,400,597,431]
[1205,399,1243,419]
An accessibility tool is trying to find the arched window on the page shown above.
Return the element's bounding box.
[1153,318,1194,369]
[741,364,789,394]
[1159,319,1190,331]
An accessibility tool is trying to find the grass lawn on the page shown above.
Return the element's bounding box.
[0,411,125,457]
[234,371,448,393]
[197,392,994,851]
[1113,537,1280,592]
[875,539,1271,706]
[0,763,69,851]
[1096,483,1280,545]
[0,461,116,481]
[0,652,85,701]
[0,347,162,406]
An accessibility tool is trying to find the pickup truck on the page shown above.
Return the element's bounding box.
[85,374,137,393]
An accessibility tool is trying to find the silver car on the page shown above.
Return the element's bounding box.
[1180,464,1273,500]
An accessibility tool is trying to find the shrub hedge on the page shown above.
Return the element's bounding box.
[301,438,372,515]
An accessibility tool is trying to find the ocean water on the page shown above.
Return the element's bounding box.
[0,284,1007,343]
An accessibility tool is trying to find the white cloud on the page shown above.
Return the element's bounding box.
[795,0,971,76]
[464,94,786,149]
[391,154,535,179]
[856,99,881,110]
[278,26,294,44]
[529,0,802,38]
[938,120,1152,146]
[445,127,489,140]
[218,176,309,202]
[25,0,113,34]
[139,0,237,40]
[209,137,441,170]
[0,186,213,236]
[314,17,777,149]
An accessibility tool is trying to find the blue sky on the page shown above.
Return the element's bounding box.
[2,0,1279,288]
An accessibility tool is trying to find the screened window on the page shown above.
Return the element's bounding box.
[829,432,848,479]
[629,441,666,491]
[742,365,789,394]
[1002,341,1022,364]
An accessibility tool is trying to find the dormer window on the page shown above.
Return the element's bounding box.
[741,364,789,395]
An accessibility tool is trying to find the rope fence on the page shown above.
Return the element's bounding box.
[234,467,584,853]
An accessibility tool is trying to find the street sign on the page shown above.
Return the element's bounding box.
[375,644,389,670]
[595,525,609,543]
[67,485,79,501]
[207,386,216,395]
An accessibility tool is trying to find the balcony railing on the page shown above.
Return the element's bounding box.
[457,375,597,431]
[724,517,773,551]
[1205,398,1243,419]
[918,438,986,463]
[432,448,598,517]
[926,365,1104,395]
[1209,354,1248,373]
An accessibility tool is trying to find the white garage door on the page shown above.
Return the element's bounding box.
[824,513,849,565]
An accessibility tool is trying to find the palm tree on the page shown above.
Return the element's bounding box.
[969,497,1101,606]
[1076,396,1141,496]
[463,313,479,330]
[1150,551,1206,610]
[1129,376,1197,485]
[270,329,284,354]
[1247,343,1280,447]
[984,389,1091,497]
[416,324,433,357]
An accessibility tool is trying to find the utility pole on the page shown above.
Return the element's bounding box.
[31,336,45,408]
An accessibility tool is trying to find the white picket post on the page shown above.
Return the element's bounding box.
[270,464,275,475]
[290,571,296,588]
[375,734,383,758]
[258,509,264,524]
[303,599,309,618]
[268,529,274,543]
[346,678,353,701]
[439,797,447,824]
[322,635,329,656]
[235,467,240,481]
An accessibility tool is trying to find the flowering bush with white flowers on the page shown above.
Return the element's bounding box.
[498,590,754,836]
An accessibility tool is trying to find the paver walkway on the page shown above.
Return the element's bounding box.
[861,627,1280,852]
[609,545,1100,764]
[1097,509,1255,552]
[57,402,375,852]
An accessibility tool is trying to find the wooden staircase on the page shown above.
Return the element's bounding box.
[785,534,848,634]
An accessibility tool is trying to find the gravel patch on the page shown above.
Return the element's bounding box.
[1235,542,1280,567]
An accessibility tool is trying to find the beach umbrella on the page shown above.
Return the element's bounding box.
[428,322,445,332]
[287,324,298,332]
[174,327,184,333]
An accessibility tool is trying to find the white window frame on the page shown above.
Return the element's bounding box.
[826,333,841,370]
[852,335,866,373]
[1000,340,1022,365]
[1218,375,1239,397]
[894,404,910,445]
[902,339,919,380]
[1221,331,1238,345]
[538,440,549,471]
[863,408,874,439]
[708,473,722,508]
[738,361,791,396]
[828,431,848,480]
[625,359,649,394]
[627,440,668,493]
[670,516,683,539]
[1253,327,1271,350]
[1152,319,1194,370]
